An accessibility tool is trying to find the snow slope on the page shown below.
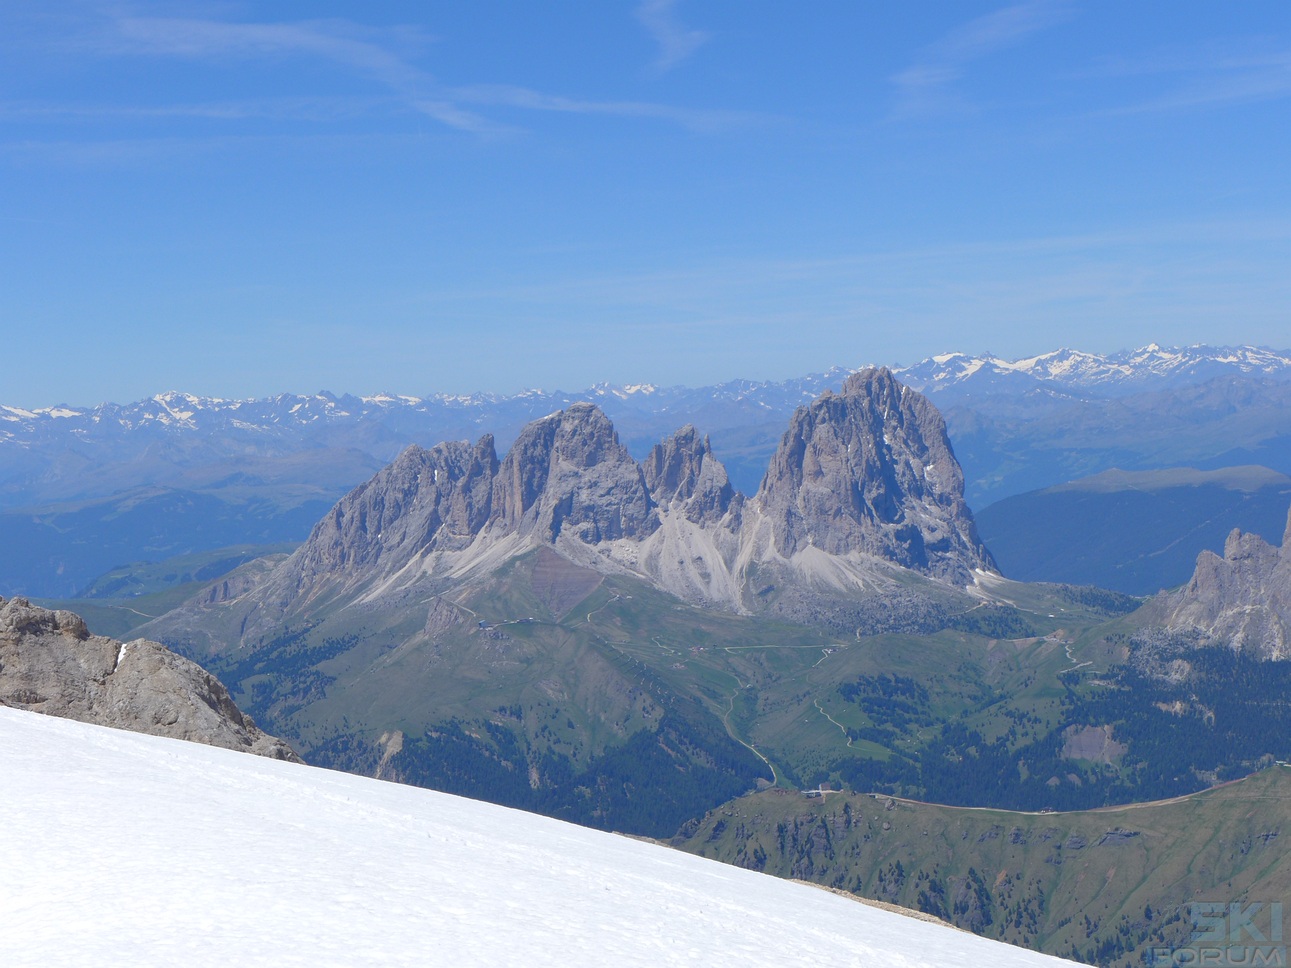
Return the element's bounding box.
[0,707,1075,968]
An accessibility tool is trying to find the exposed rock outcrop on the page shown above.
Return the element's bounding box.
[494,403,658,544]
[643,425,740,527]
[292,434,498,583]
[1156,508,1291,659]
[0,596,299,760]
[756,368,995,584]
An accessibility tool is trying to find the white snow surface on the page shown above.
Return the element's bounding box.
[0,707,1074,968]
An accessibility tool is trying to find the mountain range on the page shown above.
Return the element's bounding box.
[132,368,1010,834]
[3,343,1289,513]
[126,360,1291,817]
[10,355,1291,968]
[895,343,1291,399]
[147,368,995,648]
[4,343,1291,600]
[6,344,1287,457]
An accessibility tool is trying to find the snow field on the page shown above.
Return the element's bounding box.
[0,706,1074,967]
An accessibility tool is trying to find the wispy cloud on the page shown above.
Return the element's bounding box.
[0,96,390,123]
[1083,42,1291,116]
[635,0,709,72]
[891,0,1071,117]
[109,17,427,81]
[451,84,758,133]
[61,13,734,136]
[98,16,502,132]
[418,217,1291,373]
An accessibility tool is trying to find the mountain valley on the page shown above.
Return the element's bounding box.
[680,765,1291,967]
[8,346,1291,966]
[976,466,1291,594]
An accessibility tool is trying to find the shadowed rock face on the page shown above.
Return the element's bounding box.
[493,403,658,543]
[292,435,499,581]
[0,596,299,760]
[755,368,996,584]
[643,425,740,527]
[1157,508,1291,659]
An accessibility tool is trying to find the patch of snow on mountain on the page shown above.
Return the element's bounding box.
[896,344,1291,397]
[0,706,1074,968]
[362,392,425,406]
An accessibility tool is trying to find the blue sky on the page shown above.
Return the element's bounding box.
[2,2,1290,405]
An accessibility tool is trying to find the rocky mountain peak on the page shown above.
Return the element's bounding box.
[1223,525,1277,563]
[292,435,499,582]
[551,402,623,468]
[840,365,904,404]
[0,598,89,640]
[642,425,739,525]
[495,402,657,543]
[1158,506,1291,659]
[756,367,995,583]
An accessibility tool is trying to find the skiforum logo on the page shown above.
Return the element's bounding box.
[1147,902,1285,966]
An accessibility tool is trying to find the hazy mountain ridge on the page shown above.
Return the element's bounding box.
[5,345,1284,440]
[0,369,857,503]
[5,343,1290,599]
[895,343,1291,399]
[947,374,1291,507]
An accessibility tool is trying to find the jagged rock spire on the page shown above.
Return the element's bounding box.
[642,425,739,526]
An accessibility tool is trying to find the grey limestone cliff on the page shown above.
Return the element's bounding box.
[290,434,498,585]
[1156,508,1291,659]
[0,596,299,759]
[643,424,741,527]
[493,402,658,543]
[754,368,995,584]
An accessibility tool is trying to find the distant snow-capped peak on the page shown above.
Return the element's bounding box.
[894,344,1291,396]
[2,345,1287,438]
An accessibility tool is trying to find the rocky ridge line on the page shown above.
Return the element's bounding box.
[199,369,995,640]
[0,596,300,760]
[1154,507,1291,659]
